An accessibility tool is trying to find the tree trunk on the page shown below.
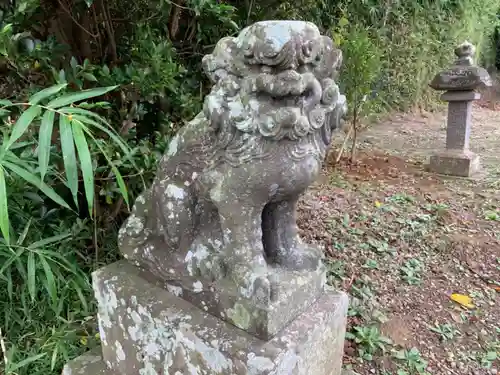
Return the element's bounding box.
[350,111,358,163]
[335,123,353,164]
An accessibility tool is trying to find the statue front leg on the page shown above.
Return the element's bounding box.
[216,199,274,304]
[262,198,322,271]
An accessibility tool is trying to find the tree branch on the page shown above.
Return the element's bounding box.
[57,0,98,38]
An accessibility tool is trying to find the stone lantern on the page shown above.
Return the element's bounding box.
[428,41,492,177]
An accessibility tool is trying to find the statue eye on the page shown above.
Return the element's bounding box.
[302,42,313,57]
[243,44,254,58]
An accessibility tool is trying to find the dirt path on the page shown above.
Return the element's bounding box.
[298,104,499,375]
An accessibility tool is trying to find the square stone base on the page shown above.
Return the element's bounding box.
[123,236,327,341]
[427,149,480,177]
[62,348,111,375]
[138,258,326,341]
[65,261,348,375]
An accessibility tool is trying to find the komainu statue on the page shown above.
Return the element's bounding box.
[118,21,347,334]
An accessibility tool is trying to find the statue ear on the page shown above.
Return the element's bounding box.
[202,37,238,84]
[314,36,343,80]
[332,50,343,79]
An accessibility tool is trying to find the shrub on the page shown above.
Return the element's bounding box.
[333,20,382,162]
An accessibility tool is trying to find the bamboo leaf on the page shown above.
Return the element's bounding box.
[0,247,18,276]
[72,120,94,213]
[8,140,34,150]
[29,84,68,105]
[39,253,57,306]
[86,130,129,208]
[6,105,41,149]
[50,346,59,371]
[113,165,129,208]
[2,160,70,209]
[4,150,37,170]
[71,279,89,313]
[14,252,27,281]
[0,167,9,244]
[28,232,71,249]
[27,250,36,301]
[8,353,47,372]
[16,217,32,246]
[46,86,118,108]
[38,110,55,181]
[59,115,78,205]
[59,107,111,125]
[6,267,12,301]
[39,250,76,274]
[0,99,13,106]
[70,114,130,156]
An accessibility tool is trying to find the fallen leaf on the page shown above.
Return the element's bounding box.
[488,283,500,292]
[450,293,475,309]
[375,200,382,208]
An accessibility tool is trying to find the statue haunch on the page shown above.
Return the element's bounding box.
[118,20,347,303]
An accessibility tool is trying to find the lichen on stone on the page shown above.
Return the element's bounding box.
[227,303,251,330]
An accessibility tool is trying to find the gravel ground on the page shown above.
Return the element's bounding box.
[297,103,499,375]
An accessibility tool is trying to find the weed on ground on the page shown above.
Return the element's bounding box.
[298,105,499,375]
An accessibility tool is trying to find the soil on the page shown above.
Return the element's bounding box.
[297,101,500,375]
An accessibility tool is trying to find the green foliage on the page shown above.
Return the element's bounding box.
[0,212,98,375]
[333,22,382,160]
[429,322,460,341]
[317,0,499,115]
[479,349,498,368]
[393,347,430,374]
[400,258,424,285]
[0,82,143,374]
[346,325,392,361]
[335,22,382,119]
[0,84,131,243]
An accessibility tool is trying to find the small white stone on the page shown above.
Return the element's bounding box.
[165,184,185,200]
[167,135,179,156]
[167,284,183,297]
[193,281,203,292]
[115,341,126,361]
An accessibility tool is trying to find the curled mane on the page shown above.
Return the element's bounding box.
[198,21,347,167]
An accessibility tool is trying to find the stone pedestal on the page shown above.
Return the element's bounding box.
[427,41,491,178]
[428,91,481,177]
[63,261,348,375]
[429,149,480,177]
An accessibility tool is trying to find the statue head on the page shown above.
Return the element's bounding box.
[201,21,347,145]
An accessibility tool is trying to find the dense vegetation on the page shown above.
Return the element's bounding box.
[0,0,498,373]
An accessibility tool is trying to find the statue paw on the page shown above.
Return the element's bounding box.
[230,262,277,304]
[252,275,271,305]
[197,254,227,281]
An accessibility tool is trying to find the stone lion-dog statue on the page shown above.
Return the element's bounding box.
[118,20,347,306]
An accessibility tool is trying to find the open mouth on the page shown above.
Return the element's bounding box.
[255,91,314,109]
[251,71,323,111]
